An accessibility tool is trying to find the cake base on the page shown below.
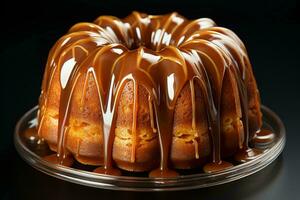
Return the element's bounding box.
[14,105,285,191]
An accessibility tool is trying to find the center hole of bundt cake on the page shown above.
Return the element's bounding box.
[121,29,176,51]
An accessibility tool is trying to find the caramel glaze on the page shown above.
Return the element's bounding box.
[253,129,275,144]
[37,11,262,177]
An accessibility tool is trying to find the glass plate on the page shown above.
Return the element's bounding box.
[14,105,285,191]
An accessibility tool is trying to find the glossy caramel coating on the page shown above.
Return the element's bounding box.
[37,11,262,176]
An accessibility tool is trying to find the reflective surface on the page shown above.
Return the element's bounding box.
[14,105,285,191]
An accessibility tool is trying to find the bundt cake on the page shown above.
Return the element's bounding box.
[37,11,262,177]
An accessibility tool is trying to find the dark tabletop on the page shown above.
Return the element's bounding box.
[1,0,300,199]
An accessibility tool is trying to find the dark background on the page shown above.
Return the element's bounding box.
[1,0,300,199]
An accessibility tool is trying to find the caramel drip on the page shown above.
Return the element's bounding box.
[192,30,262,162]
[181,41,229,169]
[57,74,81,163]
[189,80,199,159]
[190,80,197,129]
[148,97,157,133]
[253,129,275,144]
[38,11,262,176]
[131,80,139,163]
[88,45,128,174]
[76,138,81,157]
[80,71,89,108]
[36,112,44,138]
